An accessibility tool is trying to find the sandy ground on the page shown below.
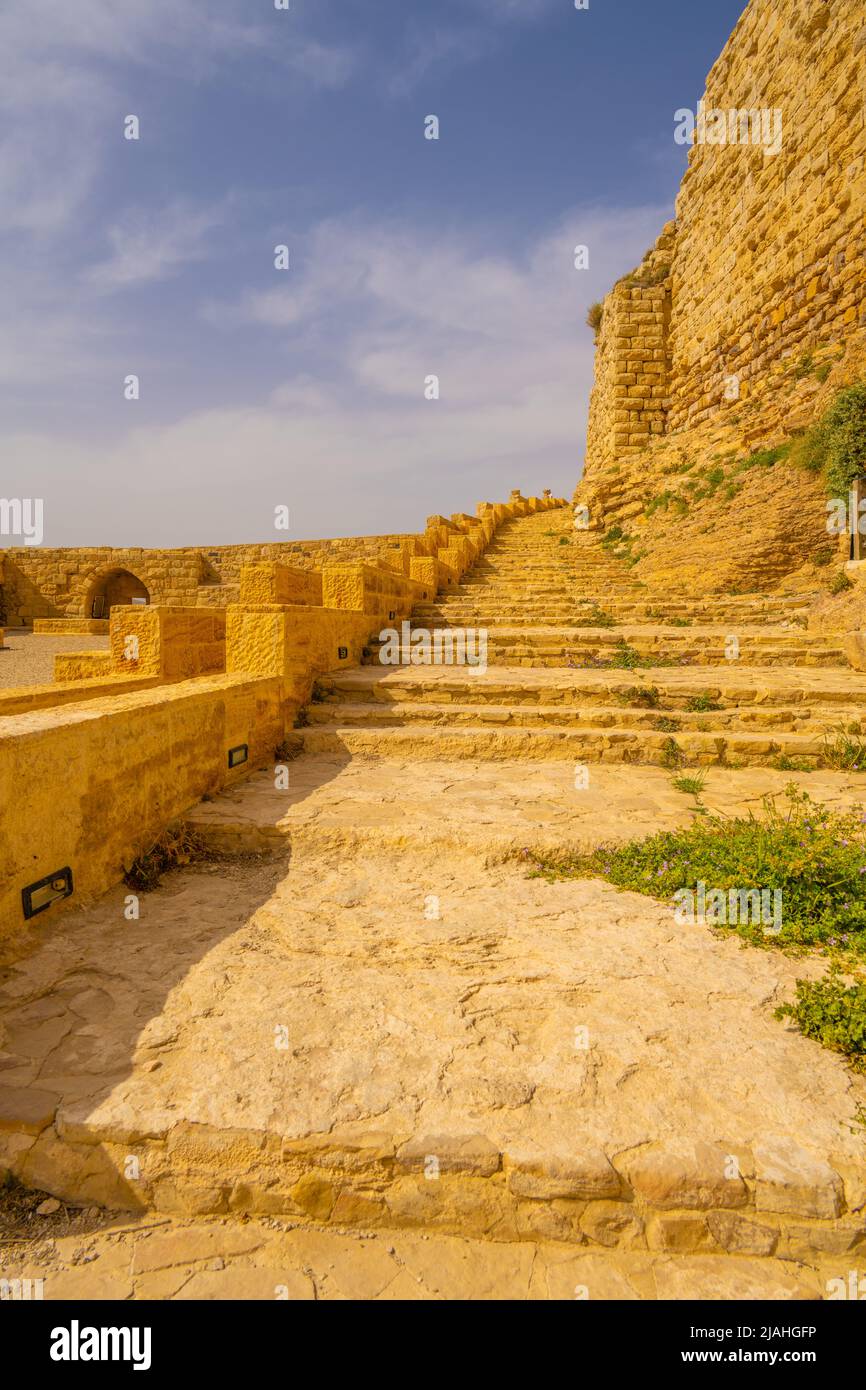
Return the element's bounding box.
[0,631,108,688]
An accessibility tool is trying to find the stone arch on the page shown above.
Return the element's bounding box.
[84,567,151,619]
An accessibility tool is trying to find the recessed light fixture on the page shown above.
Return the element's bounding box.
[337,646,348,660]
[22,868,73,921]
[228,743,248,768]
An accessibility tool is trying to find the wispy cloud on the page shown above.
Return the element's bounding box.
[1,203,668,543]
[86,198,231,291]
[0,2,355,233]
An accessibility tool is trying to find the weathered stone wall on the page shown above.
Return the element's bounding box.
[0,536,410,626]
[0,491,565,626]
[0,673,286,943]
[584,225,675,473]
[583,0,866,479]
[577,0,866,595]
[668,0,865,433]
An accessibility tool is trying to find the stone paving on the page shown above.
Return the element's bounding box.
[0,1211,832,1301]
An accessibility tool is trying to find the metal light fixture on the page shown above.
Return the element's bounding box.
[22,868,73,921]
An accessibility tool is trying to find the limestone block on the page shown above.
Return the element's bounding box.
[621,1142,748,1210]
[754,1138,844,1220]
[506,1145,620,1201]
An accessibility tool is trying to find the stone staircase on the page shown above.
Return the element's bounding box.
[302,506,860,768]
[5,509,863,1300]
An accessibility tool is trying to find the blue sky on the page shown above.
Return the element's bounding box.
[1,0,746,546]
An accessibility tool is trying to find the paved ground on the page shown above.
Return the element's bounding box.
[1,757,864,1303]
[0,1209,829,1301]
[188,751,866,857]
[0,631,108,688]
[3,836,863,1166]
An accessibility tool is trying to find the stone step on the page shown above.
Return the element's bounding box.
[370,624,838,645]
[305,699,864,738]
[305,698,863,736]
[318,667,866,710]
[361,630,846,669]
[411,610,810,628]
[417,592,814,606]
[298,722,834,767]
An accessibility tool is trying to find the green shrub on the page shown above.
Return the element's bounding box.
[645,491,675,518]
[792,350,815,380]
[608,641,675,670]
[660,736,685,769]
[578,640,680,672]
[775,968,866,1069]
[770,754,814,773]
[527,787,866,954]
[733,444,790,474]
[582,605,617,627]
[829,569,853,594]
[790,382,866,498]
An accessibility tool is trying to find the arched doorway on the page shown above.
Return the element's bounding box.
[87,568,150,619]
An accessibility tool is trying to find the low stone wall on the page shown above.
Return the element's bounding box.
[0,673,285,944]
[0,492,565,625]
[109,607,227,682]
[33,618,110,636]
[0,674,163,718]
[52,651,114,682]
[239,565,323,607]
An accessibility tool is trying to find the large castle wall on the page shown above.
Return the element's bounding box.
[667,0,866,433]
[584,0,866,474]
